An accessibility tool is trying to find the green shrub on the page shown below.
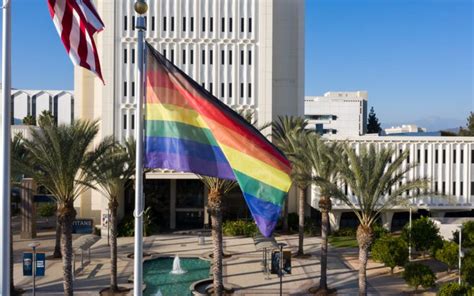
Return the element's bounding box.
[453,221,474,249]
[118,207,156,237]
[402,263,436,292]
[287,213,299,231]
[372,223,389,241]
[438,282,469,296]
[401,216,442,257]
[37,203,56,218]
[435,241,459,272]
[371,235,408,274]
[223,220,258,237]
[462,251,474,286]
[304,219,320,237]
[333,227,357,237]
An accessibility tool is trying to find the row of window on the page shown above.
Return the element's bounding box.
[124,16,253,34]
[123,114,135,130]
[342,181,474,197]
[123,81,252,99]
[394,149,474,164]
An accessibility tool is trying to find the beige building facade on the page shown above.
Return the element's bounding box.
[74,0,305,230]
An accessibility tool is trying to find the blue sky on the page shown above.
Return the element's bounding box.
[1,0,473,130]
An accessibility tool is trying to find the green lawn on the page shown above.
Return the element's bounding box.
[328,236,358,248]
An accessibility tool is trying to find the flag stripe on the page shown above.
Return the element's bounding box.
[146,120,219,146]
[48,0,104,81]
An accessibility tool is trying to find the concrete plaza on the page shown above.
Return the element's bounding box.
[12,220,442,295]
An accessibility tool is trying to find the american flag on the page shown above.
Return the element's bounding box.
[48,0,105,82]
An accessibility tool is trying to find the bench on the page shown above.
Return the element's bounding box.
[253,234,278,277]
[72,234,101,276]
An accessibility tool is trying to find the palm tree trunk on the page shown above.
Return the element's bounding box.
[297,187,306,256]
[319,196,332,290]
[110,199,119,291]
[356,225,373,296]
[208,190,224,296]
[282,198,289,233]
[53,208,62,258]
[59,202,76,296]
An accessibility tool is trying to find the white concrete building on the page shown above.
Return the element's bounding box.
[310,135,474,231]
[0,87,74,125]
[385,124,427,135]
[74,0,305,229]
[305,91,368,136]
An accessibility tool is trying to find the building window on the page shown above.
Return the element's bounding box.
[460,182,464,195]
[228,83,232,98]
[417,149,420,163]
[123,82,127,97]
[453,182,456,195]
[453,150,457,163]
[425,149,428,164]
[131,82,135,97]
[229,50,232,65]
[248,83,252,98]
[344,183,348,195]
[163,17,167,31]
[209,83,213,95]
[248,18,252,33]
[190,50,194,64]
[210,17,214,32]
[132,16,135,30]
[435,182,438,193]
[190,17,194,32]
[209,50,213,65]
[132,49,135,64]
[171,49,174,62]
[221,83,225,97]
[201,50,205,64]
[124,48,127,64]
[182,50,186,64]
[472,182,474,195]
[240,50,244,65]
[471,150,474,163]
[131,114,135,130]
[407,153,410,164]
[171,17,175,31]
[201,82,205,88]
[442,182,446,195]
[221,17,225,32]
[124,16,127,31]
[221,50,224,65]
[202,17,206,31]
[163,49,167,58]
[240,83,244,98]
[435,150,439,163]
[183,17,186,32]
[229,18,232,32]
[248,51,252,65]
[240,18,244,33]
[442,149,446,164]
[123,114,127,130]
[151,16,155,31]
[461,150,464,163]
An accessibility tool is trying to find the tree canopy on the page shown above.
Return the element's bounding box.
[367,107,382,134]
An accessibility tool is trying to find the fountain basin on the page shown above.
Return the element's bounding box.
[143,257,211,296]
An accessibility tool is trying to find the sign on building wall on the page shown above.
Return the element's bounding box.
[72,219,94,234]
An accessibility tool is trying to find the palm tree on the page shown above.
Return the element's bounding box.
[334,144,427,296]
[23,120,100,295]
[200,177,237,296]
[87,138,134,292]
[291,134,342,291]
[272,115,313,255]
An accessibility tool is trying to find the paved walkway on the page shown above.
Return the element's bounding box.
[12,223,444,295]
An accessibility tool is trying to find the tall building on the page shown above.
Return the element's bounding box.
[74,0,305,229]
[304,91,368,136]
[385,124,427,135]
[310,135,474,231]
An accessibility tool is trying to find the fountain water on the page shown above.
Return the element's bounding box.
[170,254,186,274]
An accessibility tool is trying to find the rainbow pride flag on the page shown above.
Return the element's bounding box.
[144,43,292,237]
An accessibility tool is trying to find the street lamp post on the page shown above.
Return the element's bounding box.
[459,224,463,285]
[408,207,412,261]
[28,242,40,296]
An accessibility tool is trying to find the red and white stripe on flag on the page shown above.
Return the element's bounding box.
[48,0,105,82]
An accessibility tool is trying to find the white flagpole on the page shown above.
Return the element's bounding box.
[133,1,147,295]
[0,0,12,294]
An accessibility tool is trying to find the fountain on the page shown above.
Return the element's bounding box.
[170,254,186,274]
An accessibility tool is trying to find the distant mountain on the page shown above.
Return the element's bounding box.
[383,116,466,132]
